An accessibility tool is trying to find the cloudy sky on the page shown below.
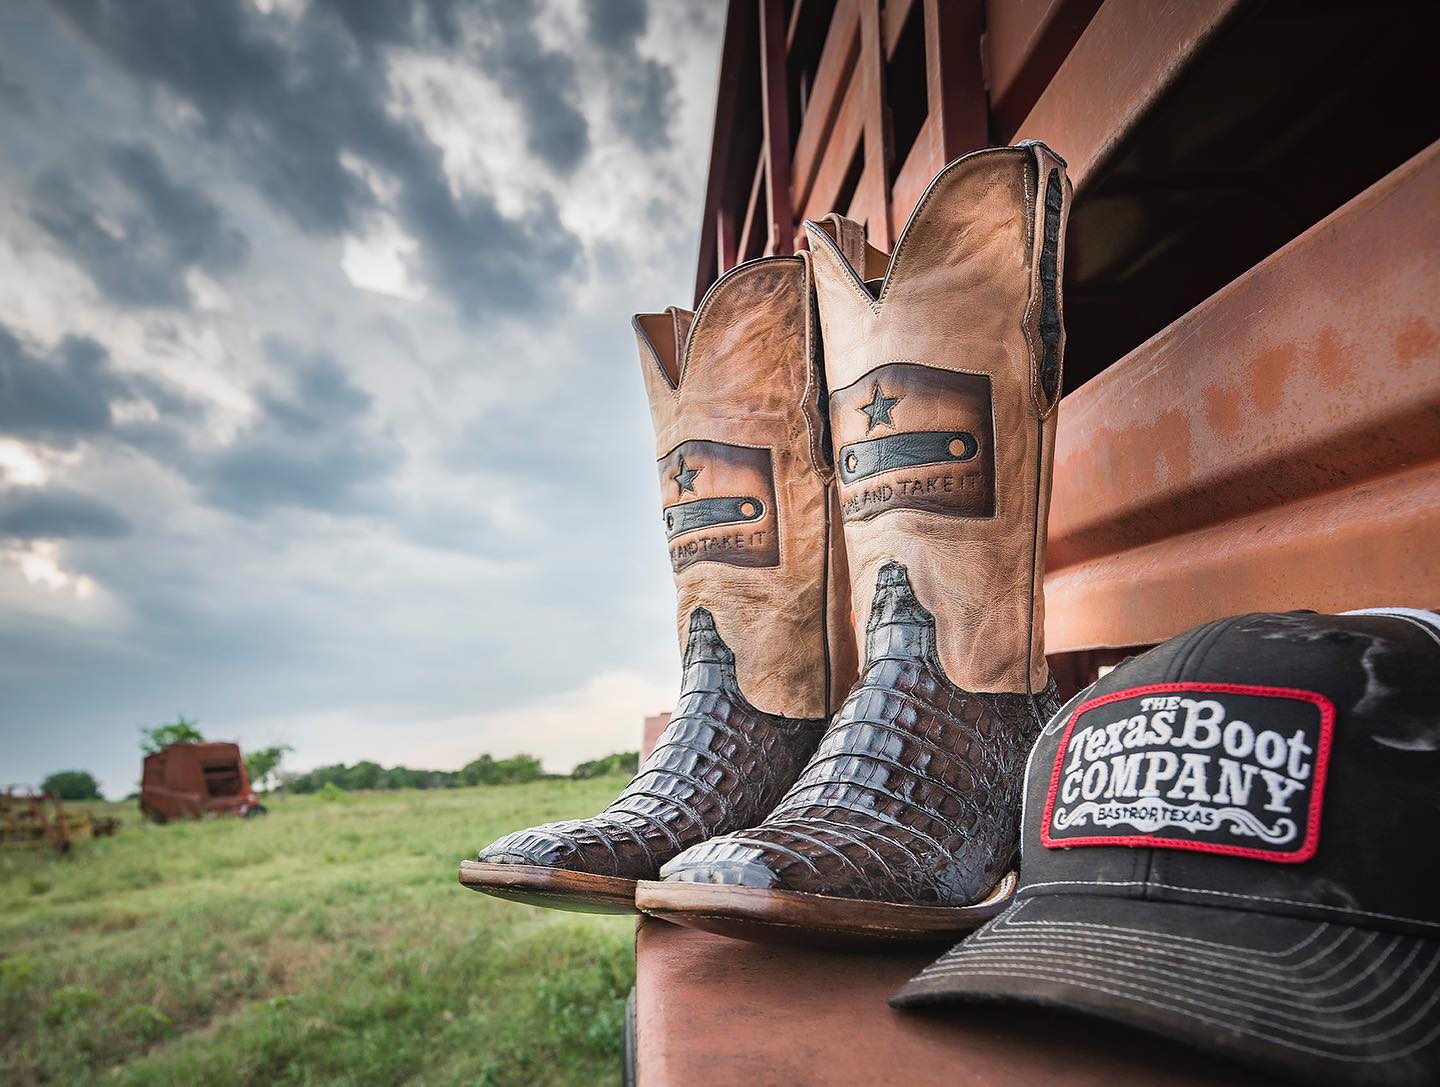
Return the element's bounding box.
[0,0,724,797]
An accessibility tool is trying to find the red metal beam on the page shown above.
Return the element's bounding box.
[714,204,737,279]
[737,151,766,263]
[758,0,795,255]
[890,115,937,225]
[881,0,916,56]
[1013,0,1245,193]
[693,1,754,301]
[985,0,1103,139]
[1048,463,1440,653]
[923,0,987,165]
[856,0,893,247]
[1046,138,1440,650]
[790,0,861,217]
[797,68,865,225]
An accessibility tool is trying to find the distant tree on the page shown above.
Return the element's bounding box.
[282,763,346,794]
[278,754,543,794]
[244,745,293,792]
[344,761,385,791]
[458,754,498,787]
[460,753,544,786]
[40,770,103,801]
[572,752,640,780]
[141,715,204,755]
[496,755,544,784]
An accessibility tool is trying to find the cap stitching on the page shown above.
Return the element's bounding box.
[970,921,1373,983]
[965,925,1414,1006]
[909,963,1440,1060]
[1018,879,1440,930]
[924,940,1440,1038]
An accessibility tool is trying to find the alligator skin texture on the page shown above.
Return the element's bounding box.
[476,608,827,880]
[661,562,1061,906]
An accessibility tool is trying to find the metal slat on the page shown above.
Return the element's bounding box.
[1013,0,1244,193]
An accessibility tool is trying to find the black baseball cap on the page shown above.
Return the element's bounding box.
[893,608,1440,1087]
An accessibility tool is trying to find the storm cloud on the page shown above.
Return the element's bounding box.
[195,341,401,517]
[30,141,248,308]
[0,487,131,540]
[0,62,33,115]
[52,0,579,317]
[585,0,678,151]
[477,0,592,175]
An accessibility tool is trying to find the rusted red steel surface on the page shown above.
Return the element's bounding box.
[985,0,1102,138]
[634,918,1286,1087]
[1013,0,1244,192]
[758,0,794,255]
[789,0,852,223]
[700,0,993,296]
[1048,462,1440,654]
[1045,139,1440,651]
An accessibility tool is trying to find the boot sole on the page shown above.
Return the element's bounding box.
[459,860,638,915]
[633,870,1016,947]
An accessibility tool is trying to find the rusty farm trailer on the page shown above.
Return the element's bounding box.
[139,742,264,822]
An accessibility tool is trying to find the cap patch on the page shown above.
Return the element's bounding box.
[1041,683,1334,863]
[659,440,779,572]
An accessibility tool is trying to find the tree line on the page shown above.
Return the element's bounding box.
[279,751,640,793]
[34,714,641,799]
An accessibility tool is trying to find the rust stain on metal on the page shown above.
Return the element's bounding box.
[1311,325,1357,388]
[1248,343,1297,415]
[1394,316,1437,367]
[1203,383,1243,438]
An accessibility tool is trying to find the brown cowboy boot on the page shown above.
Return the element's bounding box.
[637,142,1071,942]
[460,256,858,913]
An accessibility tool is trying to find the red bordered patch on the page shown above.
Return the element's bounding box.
[1040,683,1335,863]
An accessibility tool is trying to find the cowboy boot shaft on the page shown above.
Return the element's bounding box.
[636,256,857,719]
[807,143,1071,695]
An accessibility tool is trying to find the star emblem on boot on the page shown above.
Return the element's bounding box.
[672,455,702,495]
[858,382,901,431]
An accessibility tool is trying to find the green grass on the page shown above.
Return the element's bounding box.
[0,780,637,1086]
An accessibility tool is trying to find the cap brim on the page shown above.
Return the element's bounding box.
[892,894,1440,1087]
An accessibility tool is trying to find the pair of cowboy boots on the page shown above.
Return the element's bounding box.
[459,142,1072,944]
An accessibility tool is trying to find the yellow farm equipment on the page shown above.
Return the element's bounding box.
[0,787,119,852]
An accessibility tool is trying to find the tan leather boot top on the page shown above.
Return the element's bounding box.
[635,256,857,719]
[805,143,1071,695]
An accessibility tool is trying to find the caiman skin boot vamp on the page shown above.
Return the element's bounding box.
[637,143,1071,943]
[461,256,857,914]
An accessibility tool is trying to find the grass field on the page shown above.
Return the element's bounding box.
[0,779,637,1086]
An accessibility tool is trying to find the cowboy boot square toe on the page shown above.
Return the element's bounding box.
[460,257,857,914]
[636,142,1071,943]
